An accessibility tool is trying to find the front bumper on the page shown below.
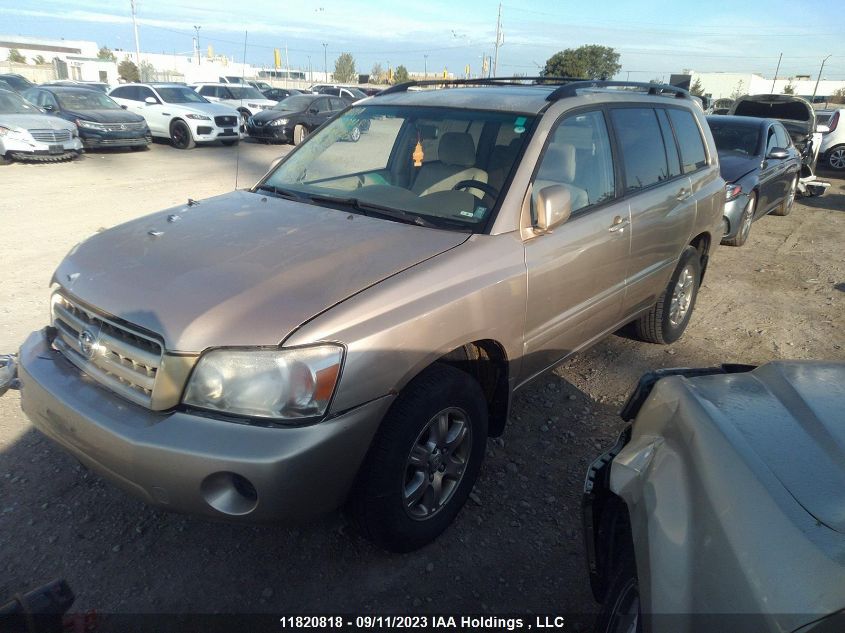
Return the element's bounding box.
[722,193,750,239]
[1,135,83,157]
[79,129,151,149]
[18,329,392,523]
[188,119,243,143]
[246,123,289,142]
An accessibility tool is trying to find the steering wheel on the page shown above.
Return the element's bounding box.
[451,180,500,207]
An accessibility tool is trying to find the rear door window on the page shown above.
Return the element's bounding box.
[610,108,670,193]
[656,109,682,178]
[666,108,708,173]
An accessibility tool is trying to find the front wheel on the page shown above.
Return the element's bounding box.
[349,125,361,142]
[169,120,195,150]
[772,175,797,216]
[827,146,845,170]
[293,124,307,146]
[633,246,701,344]
[347,363,488,552]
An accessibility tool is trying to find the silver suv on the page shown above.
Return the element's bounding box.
[13,79,724,551]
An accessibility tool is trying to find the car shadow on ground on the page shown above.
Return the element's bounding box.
[799,192,845,211]
[0,366,611,623]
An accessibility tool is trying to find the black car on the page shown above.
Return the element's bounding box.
[22,86,151,150]
[707,115,801,247]
[42,81,110,93]
[246,93,347,145]
[0,73,34,94]
[261,88,303,101]
[316,86,368,102]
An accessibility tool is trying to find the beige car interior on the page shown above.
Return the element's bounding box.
[411,132,489,196]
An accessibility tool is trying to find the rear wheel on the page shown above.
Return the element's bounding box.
[633,246,701,344]
[169,120,195,150]
[347,363,488,552]
[722,192,756,247]
[772,175,796,216]
[827,146,845,170]
[293,124,307,146]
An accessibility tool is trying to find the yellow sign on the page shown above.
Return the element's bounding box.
[207,44,214,59]
[442,67,448,79]
[274,48,281,69]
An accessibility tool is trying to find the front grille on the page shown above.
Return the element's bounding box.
[29,129,72,143]
[51,294,163,408]
[99,121,148,131]
[214,115,237,127]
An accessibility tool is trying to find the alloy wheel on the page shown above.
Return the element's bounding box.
[829,148,845,170]
[740,196,755,241]
[669,265,695,327]
[403,407,472,520]
[786,177,797,211]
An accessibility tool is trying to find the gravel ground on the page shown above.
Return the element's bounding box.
[1,140,843,626]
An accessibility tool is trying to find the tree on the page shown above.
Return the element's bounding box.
[139,60,156,82]
[689,77,704,96]
[33,55,47,65]
[782,80,796,95]
[542,45,621,80]
[333,52,356,83]
[118,59,140,82]
[370,62,384,84]
[831,87,845,105]
[7,49,26,63]
[393,65,410,84]
[98,47,117,62]
[730,80,745,100]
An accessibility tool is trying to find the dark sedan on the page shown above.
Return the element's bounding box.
[22,86,151,150]
[707,115,801,247]
[246,93,346,145]
[262,87,304,101]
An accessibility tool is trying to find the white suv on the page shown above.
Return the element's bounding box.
[817,108,845,170]
[192,83,276,128]
[108,83,242,150]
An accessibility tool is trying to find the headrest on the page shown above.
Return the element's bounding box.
[537,143,576,183]
[438,132,476,167]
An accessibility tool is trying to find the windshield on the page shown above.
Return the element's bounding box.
[56,91,121,110]
[157,87,208,104]
[709,121,761,155]
[259,104,536,232]
[345,88,367,100]
[0,90,40,114]
[273,95,315,111]
[227,86,265,100]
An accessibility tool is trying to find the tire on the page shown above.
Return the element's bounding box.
[771,175,797,216]
[169,120,195,150]
[293,124,307,146]
[633,246,702,345]
[722,192,756,247]
[221,139,238,146]
[594,551,641,633]
[349,125,361,142]
[346,363,488,552]
[827,145,845,171]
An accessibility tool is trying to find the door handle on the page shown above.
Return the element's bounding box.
[676,188,691,201]
[609,216,630,233]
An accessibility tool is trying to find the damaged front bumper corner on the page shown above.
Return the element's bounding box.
[0,354,19,396]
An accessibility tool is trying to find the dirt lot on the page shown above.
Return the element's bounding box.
[1,140,843,625]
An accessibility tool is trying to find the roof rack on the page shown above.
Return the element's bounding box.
[378,76,587,96]
[545,81,690,101]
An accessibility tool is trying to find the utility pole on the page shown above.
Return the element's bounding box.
[492,2,503,77]
[812,54,831,101]
[771,53,782,92]
[322,42,328,81]
[130,0,141,67]
[424,54,428,80]
[194,25,201,65]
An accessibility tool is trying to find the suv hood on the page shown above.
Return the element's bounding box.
[171,101,239,117]
[53,190,468,352]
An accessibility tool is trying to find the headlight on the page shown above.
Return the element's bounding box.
[725,183,743,201]
[185,114,211,120]
[269,118,288,126]
[183,345,344,421]
[76,119,107,130]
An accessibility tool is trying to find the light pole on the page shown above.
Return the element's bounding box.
[194,25,201,65]
[307,55,312,83]
[812,54,832,102]
[130,0,141,68]
[322,42,328,81]
[424,54,428,80]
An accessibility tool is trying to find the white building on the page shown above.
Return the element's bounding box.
[0,35,119,84]
[673,71,845,101]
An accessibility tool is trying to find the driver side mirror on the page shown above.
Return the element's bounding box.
[308,107,318,114]
[534,185,572,233]
[43,104,54,111]
[144,96,157,105]
[767,148,789,160]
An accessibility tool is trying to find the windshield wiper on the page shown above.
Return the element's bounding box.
[307,194,441,229]
[255,185,307,201]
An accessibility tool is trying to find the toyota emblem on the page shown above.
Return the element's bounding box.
[78,330,97,359]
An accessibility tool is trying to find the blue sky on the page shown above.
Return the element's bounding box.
[1,0,843,80]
